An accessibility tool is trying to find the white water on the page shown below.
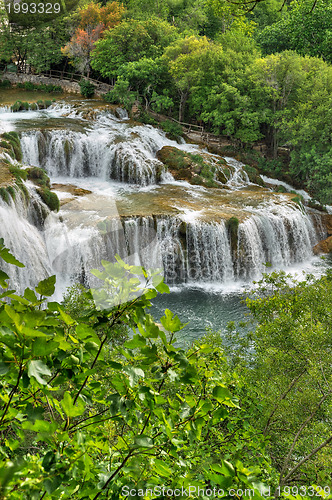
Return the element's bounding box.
[0,186,52,292]
[0,102,326,297]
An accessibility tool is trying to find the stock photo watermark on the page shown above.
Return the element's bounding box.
[121,485,331,498]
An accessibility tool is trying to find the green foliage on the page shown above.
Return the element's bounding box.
[0,132,22,162]
[0,79,11,88]
[150,91,174,113]
[226,271,332,486]
[258,0,332,63]
[104,78,136,110]
[0,248,276,498]
[79,79,95,98]
[160,119,183,140]
[91,18,178,79]
[26,167,50,188]
[18,81,63,93]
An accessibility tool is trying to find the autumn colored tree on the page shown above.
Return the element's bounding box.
[62,1,125,77]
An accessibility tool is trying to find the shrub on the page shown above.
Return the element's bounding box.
[11,100,22,112]
[0,79,11,88]
[0,251,274,499]
[160,119,183,140]
[79,79,95,98]
[23,81,35,91]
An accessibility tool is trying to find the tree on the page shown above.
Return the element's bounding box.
[0,15,69,72]
[227,270,332,488]
[117,57,171,108]
[258,0,332,63]
[91,18,178,79]
[163,35,224,121]
[62,1,125,76]
[250,51,305,157]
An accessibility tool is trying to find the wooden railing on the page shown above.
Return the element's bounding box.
[39,69,106,87]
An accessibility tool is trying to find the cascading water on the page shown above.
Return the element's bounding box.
[0,186,52,292]
[236,204,317,280]
[20,120,167,185]
[0,101,324,298]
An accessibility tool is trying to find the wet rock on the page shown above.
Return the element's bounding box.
[51,183,92,197]
[313,236,332,254]
[156,146,218,187]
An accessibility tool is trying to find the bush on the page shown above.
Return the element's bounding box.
[104,78,136,110]
[79,79,95,98]
[160,119,183,140]
[0,250,275,499]
[23,81,35,91]
[11,100,22,112]
[0,79,11,88]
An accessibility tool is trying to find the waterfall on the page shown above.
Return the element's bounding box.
[21,128,165,186]
[236,204,316,279]
[0,187,52,293]
[0,103,322,295]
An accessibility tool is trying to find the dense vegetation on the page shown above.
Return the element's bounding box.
[1,0,331,495]
[1,232,332,497]
[0,0,331,203]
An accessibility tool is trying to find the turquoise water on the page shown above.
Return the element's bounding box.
[151,287,250,346]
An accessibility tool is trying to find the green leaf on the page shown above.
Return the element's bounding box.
[152,458,173,477]
[134,435,154,448]
[212,385,233,403]
[28,360,52,385]
[124,366,145,387]
[24,288,38,302]
[0,361,10,376]
[58,307,76,326]
[153,277,170,294]
[0,240,24,267]
[32,339,59,357]
[35,275,56,297]
[160,309,185,332]
[124,335,146,349]
[0,270,9,288]
[76,324,99,343]
[61,391,85,417]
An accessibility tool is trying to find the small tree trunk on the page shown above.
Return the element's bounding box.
[178,91,188,122]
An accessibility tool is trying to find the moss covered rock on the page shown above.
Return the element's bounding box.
[243,164,265,186]
[27,166,50,188]
[1,132,22,162]
[37,188,60,212]
[156,146,218,187]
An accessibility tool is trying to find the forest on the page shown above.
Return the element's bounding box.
[0,0,332,497]
[0,0,331,203]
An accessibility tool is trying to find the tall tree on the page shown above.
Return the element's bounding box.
[62,1,125,76]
